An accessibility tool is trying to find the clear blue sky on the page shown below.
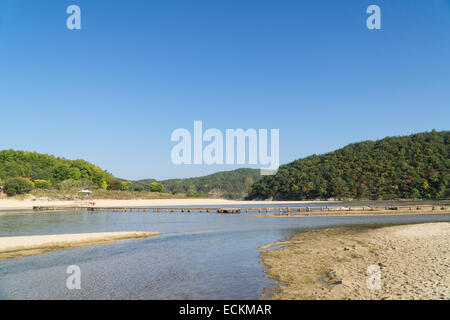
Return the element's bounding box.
[0,1,449,180]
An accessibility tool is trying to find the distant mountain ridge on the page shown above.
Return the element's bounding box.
[133,168,260,199]
[248,130,450,200]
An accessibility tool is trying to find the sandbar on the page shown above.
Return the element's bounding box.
[0,231,161,261]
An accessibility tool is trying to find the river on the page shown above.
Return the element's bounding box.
[1,205,449,299]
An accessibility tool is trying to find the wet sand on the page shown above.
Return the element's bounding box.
[0,232,162,261]
[260,223,450,300]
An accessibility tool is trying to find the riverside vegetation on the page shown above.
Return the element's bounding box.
[1,131,449,201]
[0,150,258,199]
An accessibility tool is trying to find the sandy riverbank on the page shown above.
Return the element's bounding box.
[0,232,162,261]
[260,222,450,300]
[258,208,450,218]
[0,198,333,210]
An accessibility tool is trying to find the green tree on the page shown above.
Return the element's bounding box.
[121,181,132,191]
[58,179,80,191]
[4,177,34,196]
[108,179,128,191]
[186,184,199,197]
[52,164,81,182]
[100,180,108,190]
[150,182,164,193]
[34,179,52,189]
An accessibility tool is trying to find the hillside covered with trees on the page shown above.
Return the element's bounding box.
[133,168,260,199]
[248,131,450,200]
[0,150,258,199]
[3,131,448,200]
[0,150,114,195]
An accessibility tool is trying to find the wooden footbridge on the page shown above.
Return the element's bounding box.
[32,205,244,214]
[32,204,449,215]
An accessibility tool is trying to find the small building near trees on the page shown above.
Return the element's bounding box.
[78,190,92,197]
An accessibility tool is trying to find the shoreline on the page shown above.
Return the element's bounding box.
[254,209,450,218]
[0,198,336,211]
[260,222,450,300]
[0,232,162,261]
[1,198,448,212]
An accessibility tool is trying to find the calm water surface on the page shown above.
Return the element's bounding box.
[1,205,450,300]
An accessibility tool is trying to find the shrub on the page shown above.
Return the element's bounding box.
[150,182,165,193]
[121,181,131,191]
[108,179,122,190]
[100,180,108,190]
[4,177,34,196]
[108,179,131,191]
[186,184,199,197]
[78,178,96,189]
[57,179,80,191]
[34,179,52,189]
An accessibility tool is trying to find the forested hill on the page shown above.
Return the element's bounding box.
[0,150,113,189]
[0,150,259,199]
[248,131,450,200]
[134,168,260,199]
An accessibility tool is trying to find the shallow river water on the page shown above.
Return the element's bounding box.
[1,205,449,300]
